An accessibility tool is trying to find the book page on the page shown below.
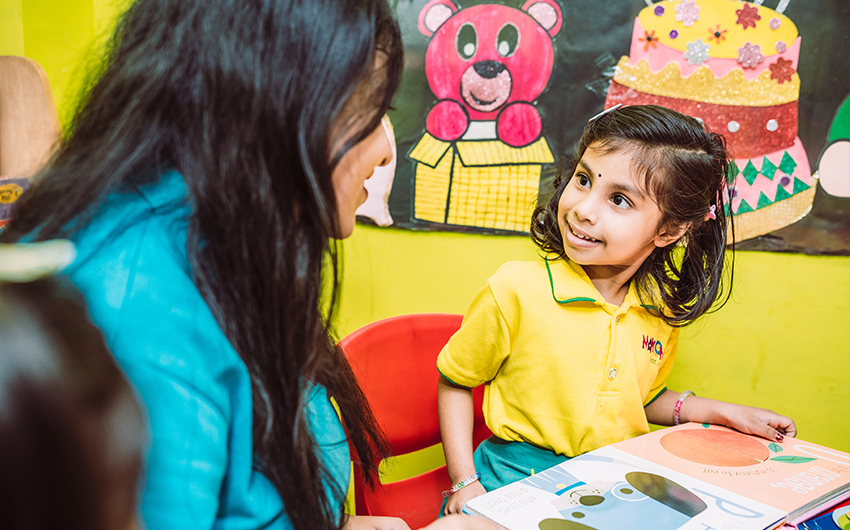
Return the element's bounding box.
[466,446,786,530]
[610,423,850,520]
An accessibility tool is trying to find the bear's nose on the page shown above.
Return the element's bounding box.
[473,61,506,79]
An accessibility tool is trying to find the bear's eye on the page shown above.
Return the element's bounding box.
[456,23,477,60]
[497,23,519,57]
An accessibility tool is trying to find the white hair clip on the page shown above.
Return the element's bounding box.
[0,240,77,283]
[588,103,622,123]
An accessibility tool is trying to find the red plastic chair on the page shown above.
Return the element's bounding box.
[339,313,491,529]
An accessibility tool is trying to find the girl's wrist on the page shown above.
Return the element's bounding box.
[680,395,730,426]
[442,472,481,497]
[446,463,477,485]
[673,390,696,425]
[676,393,709,425]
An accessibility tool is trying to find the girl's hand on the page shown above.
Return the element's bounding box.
[645,391,797,443]
[715,401,797,442]
[343,514,411,530]
[420,514,498,530]
[443,481,487,516]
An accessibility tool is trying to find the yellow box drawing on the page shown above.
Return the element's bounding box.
[409,133,555,232]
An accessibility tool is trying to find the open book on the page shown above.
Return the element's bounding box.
[465,424,850,530]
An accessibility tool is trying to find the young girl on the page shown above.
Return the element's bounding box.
[437,105,797,515]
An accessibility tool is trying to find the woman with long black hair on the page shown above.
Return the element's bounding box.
[1,1,494,528]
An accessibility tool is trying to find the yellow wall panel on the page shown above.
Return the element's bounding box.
[0,0,24,56]
[21,0,96,128]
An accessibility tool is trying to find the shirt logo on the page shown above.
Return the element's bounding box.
[642,335,664,366]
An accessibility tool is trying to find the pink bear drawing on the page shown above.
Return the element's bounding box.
[418,0,562,148]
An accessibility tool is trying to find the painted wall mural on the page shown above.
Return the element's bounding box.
[410,0,560,232]
[357,0,849,255]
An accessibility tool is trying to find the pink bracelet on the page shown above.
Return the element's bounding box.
[674,390,695,425]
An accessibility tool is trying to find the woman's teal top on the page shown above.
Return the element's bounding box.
[64,171,350,529]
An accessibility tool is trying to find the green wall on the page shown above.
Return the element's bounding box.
[6,0,849,480]
[8,0,127,129]
[0,1,24,56]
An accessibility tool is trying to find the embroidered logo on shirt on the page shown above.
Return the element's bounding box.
[642,335,664,366]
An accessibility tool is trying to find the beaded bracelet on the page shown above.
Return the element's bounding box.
[442,472,481,498]
[674,390,695,425]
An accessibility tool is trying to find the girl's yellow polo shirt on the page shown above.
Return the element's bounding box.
[437,257,677,458]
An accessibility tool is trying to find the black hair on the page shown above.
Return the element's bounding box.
[0,278,144,530]
[531,105,734,327]
[0,0,403,527]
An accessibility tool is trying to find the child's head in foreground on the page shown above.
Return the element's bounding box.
[0,278,145,530]
[532,104,734,326]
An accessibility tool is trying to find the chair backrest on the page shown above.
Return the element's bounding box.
[339,313,491,528]
[0,56,61,227]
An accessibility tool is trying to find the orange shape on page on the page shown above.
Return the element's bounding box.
[660,429,770,467]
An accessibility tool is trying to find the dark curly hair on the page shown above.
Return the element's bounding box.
[531,105,735,327]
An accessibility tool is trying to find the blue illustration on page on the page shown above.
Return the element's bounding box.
[464,448,786,530]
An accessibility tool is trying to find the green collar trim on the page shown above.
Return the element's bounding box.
[644,387,668,407]
[545,259,598,305]
[544,259,655,311]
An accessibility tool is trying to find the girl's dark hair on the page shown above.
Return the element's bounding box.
[0,278,144,530]
[531,105,734,327]
[1,0,403,527]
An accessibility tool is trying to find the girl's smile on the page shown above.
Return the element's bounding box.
[565,219,601,245]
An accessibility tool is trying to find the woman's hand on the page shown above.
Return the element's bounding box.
[343,515,411,530]
[714,401,797,442]
[420,514,498,530]
[443,481,487,516]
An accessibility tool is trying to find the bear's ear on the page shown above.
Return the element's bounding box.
[418,0,458,37]
[522,0,563,37]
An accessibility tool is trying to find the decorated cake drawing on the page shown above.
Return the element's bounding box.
[605,0,816,241]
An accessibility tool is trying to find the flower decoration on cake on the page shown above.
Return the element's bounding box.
[735,2,761,29]
[708,24,727,44]
[605,0,816,241]
[684,39,711,65]
[640,30,660,51]
[737,42,764,68]
[769,58,795,84]
[675,0,701,27]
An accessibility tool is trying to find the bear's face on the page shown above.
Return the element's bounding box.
[420,1,561,120]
